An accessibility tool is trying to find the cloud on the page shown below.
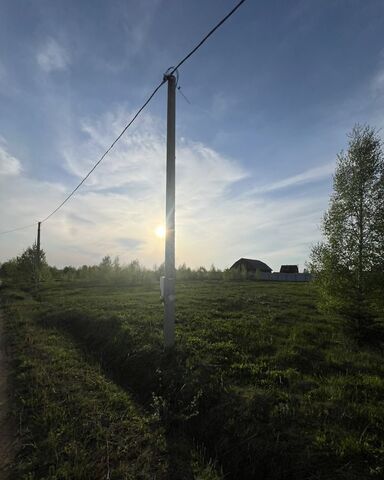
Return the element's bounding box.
[211,91,239,119]
[121,0,161,58]
[37,38,70,73]
[62,110,166,190]
[373,70,384,92]
[0,139,22,175]
[92,0,162,73]
[371,61,384,100]
[118,238,144,249]
[249,162,334,194]
[371,68,384,97]
[61,107,246,200]
[0,107,329,271]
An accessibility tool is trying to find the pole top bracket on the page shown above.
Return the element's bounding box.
[163,67,179,84]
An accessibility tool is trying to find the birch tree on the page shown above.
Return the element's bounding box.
[310,125,384,341]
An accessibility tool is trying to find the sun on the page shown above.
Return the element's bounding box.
[155,225,166,238]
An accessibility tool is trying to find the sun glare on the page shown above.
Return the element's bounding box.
[155,225,166,238]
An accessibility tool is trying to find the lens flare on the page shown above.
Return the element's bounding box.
[155,225,165,238]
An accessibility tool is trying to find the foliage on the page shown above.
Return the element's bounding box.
[0,244,51,288]
[223,264,249,281]
[1,244,277,289]
[176,263,224,281]
[310,125,384,342]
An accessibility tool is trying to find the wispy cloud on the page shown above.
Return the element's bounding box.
[123,5,157,57]
[0,138,22,176]
[371,67,384,106]
[249,162,334,194]
[0,108,328,270]
[37,38,70,73]
[61,107,246,197]
[93,0,162,73]
[211,91,239,119]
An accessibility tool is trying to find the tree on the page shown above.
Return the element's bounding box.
[310,125,384,341]
[0,244,50,287]
[99,255,113,272]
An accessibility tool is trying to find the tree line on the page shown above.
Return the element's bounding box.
[0,251,249,288]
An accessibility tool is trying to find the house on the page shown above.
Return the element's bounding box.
[230,258,272,273]
[280,265,299,274]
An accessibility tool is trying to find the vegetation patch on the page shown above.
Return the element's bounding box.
[9,280,382,480]
[3,293,221,479]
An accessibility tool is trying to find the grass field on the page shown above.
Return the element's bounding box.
[2,280,384,479]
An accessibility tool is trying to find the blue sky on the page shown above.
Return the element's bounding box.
[1,0,384,270]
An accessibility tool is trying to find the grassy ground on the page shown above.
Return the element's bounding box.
[2,289,219,480]
[2,280,384,479]
[0,311,15,479]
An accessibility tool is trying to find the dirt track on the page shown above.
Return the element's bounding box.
[0,312,13,479]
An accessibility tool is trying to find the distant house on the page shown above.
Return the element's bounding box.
[280,265,299,274]
[230,258,272,273]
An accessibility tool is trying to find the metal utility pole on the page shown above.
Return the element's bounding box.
[164,73,176,348]
[37,222,41,256]
[36,221,41,283]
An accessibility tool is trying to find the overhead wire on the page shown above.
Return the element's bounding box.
[169,0,247,75]
[177,86,191,105]
[41,0,247,223]
[2,0,247,232]
[0,222,38,236]
[40,80,166,223]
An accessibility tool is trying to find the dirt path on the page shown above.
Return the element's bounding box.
[0,312,14,479]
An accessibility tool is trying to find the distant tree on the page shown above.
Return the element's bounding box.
[99,255,113,271]
[0,259,19,283]
[208,264,223,280]
[62,266,77,281]
[197,266,207,280]
[113,256,121,272]
[49,266,61,280]
[156,263,165,277]
[223,264,248,281]
[310,125,384,342]
[0,244,50,287]
[176,263,192,280]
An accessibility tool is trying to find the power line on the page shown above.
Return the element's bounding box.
[0,222,38,236]
[40,80,166,223]
[41,0,247,223]
[177,86,191,105]
[2,0,248,231]
[170,0,247,75]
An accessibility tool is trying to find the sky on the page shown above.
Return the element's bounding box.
[1,0,384,271]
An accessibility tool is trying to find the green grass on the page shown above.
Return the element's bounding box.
[2,291,220,480]
[2,280,384,479]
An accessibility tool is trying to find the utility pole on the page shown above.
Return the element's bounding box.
[36,221,41,284]
[37,222,41,256]
[164,73,176,348]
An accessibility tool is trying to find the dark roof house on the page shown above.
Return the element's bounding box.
[230,258,272,273]
[280,265,299,274]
